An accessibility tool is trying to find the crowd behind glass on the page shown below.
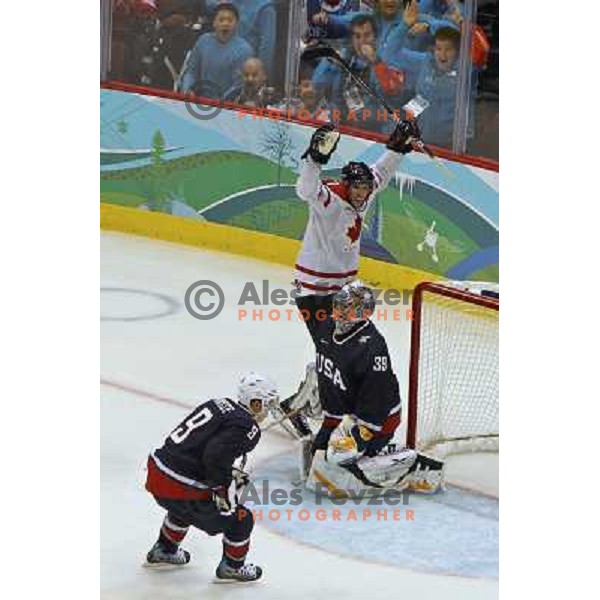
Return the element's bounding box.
[106,0,498,159]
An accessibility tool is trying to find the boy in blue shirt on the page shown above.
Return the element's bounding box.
[205,0,277,79]
[180,2,253,98]
[415,26,473,147]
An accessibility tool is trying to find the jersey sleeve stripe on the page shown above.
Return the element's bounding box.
[353,416,383,432]
[323,410,345,419]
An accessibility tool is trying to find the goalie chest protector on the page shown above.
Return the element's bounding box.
[313,318,402,432]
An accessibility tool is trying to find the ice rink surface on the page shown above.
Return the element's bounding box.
[101,232,498,599]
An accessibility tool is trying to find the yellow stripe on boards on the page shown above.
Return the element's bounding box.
[100,203,440,292]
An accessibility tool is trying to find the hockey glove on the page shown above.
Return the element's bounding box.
[232,468,250,493]
[386,120,421,154]
[326,435,359,466]
[213,486,235,516]
[350,424,375,452]
[302,123,340,165]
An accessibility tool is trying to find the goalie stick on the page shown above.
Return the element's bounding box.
[301,44,454,179]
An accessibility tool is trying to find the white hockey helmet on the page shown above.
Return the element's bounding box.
[237,372,279,420]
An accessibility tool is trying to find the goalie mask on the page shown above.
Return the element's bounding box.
[238,372,279,422]
[332,280,375,334]
[342,161,375,209]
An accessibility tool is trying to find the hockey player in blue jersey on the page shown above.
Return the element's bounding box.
[145,372,279,583]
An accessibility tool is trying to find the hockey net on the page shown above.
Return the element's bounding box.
[407,281,499,457]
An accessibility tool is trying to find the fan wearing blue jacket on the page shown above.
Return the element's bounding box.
[180,2,253,98]
[312,0,435,56]
[307,0,361,41]
[415,26,474,147]
[411,0,462,46]
[312,14,406,133]
[206,0,276,78]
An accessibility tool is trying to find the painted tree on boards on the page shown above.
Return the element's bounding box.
[259,120,298,187]
[150,129,169,211]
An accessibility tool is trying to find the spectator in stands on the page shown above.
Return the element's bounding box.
[418,1,490,70]
[419,0,462,25]
[313,14,406,132]
[407,1,463,48]
[285,74,330,122]
[206,0,276,79]
[150,1,207,89]
[376,0,431,53]
[311,1,432,55]
[295,77,328,119]
[110,0,159,83]
[415,26,473,147]
[179,2,253,98]
[224,58,276,107]
[307,0,360,42]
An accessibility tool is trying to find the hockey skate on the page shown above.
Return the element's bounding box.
[145,541,191,567]
[215,559,263,583]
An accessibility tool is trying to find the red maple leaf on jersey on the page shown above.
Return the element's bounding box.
[346,215,362,245]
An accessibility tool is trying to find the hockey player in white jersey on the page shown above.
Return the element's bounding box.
[294,119,420,343]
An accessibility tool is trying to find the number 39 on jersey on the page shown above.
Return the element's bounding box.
[373,356,388,371]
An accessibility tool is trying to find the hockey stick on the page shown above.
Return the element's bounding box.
[231,453,249,506]
[261,404,305,433]
[302,45,454,179]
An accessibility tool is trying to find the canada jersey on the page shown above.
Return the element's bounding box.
[151,398,260,492]
[294,150,400,296]
[314,318,402,435]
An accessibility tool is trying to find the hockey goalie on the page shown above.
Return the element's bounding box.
[269,280,445,498]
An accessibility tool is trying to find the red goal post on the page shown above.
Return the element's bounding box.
[407,281,499,456]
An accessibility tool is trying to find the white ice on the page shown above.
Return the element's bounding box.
[101,232,498,599]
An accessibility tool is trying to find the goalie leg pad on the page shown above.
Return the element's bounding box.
[357,448,419,488]
[360,450,445,494]
[405,454,445,494]
[305,448,445,497]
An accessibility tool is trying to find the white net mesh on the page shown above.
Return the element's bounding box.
[410,284,499,456]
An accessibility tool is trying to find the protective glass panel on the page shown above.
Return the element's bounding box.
[100,1,499,162]
[299,1,468,144]
[105,0,294,109]
[466,0,498,159]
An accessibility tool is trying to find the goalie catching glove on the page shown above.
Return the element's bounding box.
[326,423,379,465]
[302,123,340,165]
[327,434,359,466]
[386,119,421,154]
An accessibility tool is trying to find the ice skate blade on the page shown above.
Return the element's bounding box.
[212,576,263,584]
[142,561,189,570]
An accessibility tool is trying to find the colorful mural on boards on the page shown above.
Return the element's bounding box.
[100,89,499,282]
